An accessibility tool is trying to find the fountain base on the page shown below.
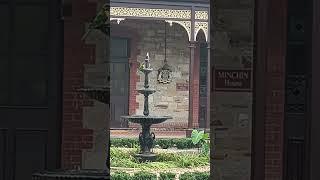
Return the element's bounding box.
[134,153,157,162]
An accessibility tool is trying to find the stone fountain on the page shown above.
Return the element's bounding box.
[121,53,172,162]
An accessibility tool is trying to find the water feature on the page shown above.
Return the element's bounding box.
[121,53,172,162]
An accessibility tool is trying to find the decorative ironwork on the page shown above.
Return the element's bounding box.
[158,68,172,84]
[110,18,125,24]
[109,5,209,42]
[166,20,191,41]
[195,21,209,41]
[286,75,306,113]
[195,11,209,20]
[110,7,191,19]
[158,21,173,84]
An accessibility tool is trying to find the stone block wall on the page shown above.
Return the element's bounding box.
[211,0,254,179]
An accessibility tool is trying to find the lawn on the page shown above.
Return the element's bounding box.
[110,147,210,171]
[110,130,211,179]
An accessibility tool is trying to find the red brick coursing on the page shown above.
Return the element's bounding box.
[263,0,286,178]
[62,0,97,169]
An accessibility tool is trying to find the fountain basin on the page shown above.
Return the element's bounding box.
[121,115,172,124]
[137,89,156,95]
[78,87,110,104]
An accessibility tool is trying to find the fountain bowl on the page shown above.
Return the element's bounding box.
[137,89,156,95]
[78,87,110,104]
[121,115,172,124]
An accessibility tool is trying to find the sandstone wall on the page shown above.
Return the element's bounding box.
[116,19,191,127]
[211,0,255,179]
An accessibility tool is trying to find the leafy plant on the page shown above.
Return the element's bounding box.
[82,4,109,40]
[132,171,157,180]
[159,172,176,180]
[111,171,132,180]
[191,130,210,155]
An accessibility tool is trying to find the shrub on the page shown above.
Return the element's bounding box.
[159,172,176,180]
[111,171,132,180]
[132,171,157,180]
[111,138,198,149]
[155,138,174,149]
[179,172,210,180]
[174,138,194,149]
[111,138,138,148]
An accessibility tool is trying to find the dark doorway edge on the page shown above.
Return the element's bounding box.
[252,0,267,179]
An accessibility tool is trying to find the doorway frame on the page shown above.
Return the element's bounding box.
[110,24,141,129]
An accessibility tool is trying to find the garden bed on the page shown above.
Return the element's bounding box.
[110,130,210,179]
[110,147,210,179]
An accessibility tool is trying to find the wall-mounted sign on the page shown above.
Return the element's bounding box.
[214,69,252,92]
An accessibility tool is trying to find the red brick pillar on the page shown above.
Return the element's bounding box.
[192,43,200,128]
[188,41,195,129]
[62,0,97,169]
[254,0,287,179]
[263,0,287,178]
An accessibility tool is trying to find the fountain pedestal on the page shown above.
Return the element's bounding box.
[121,53,172,162]
[136,123,156,161]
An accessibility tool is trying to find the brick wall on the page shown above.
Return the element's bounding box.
[192,43,201,127]
[62,0,97,169]
[263,0,286,179]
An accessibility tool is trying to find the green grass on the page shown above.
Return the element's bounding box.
[159,172,176,180]
[111,170,210,180]
[110,147,209,170]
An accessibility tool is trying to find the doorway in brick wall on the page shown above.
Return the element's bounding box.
[0,0,62,179]
[110,37,130,128]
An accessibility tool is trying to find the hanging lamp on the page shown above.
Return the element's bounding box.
[158,21,173,84]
